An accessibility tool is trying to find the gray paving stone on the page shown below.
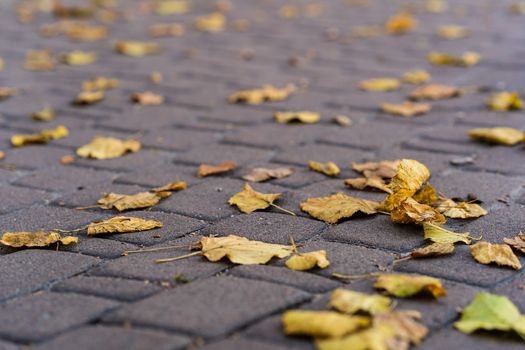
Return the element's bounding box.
[115,163,203,187]
[273,144,374,167]
[61,237,139,259]
[0,185,50,214]
[104,276,311,338]
[2,146,72,170]
[173,144,273,166]
[243,315,315,350]
[200,337,290,350]
[421,327,524,350]
[73,149,169,172]
[0,340,19,350]
[139,128,220,151]
[53,183,149,209]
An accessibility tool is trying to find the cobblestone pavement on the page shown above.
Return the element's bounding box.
[0,0,525,349]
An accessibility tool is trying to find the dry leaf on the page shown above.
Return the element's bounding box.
[149,23,185,37]
[243,167,293,182]
[409,84,461,100]
[381,101,432,117]
[333,115,352,127]
[68,24,108,41]
[352,160,400,179]
[391,197,446,225]
[468,127,524,145]
[344,176,391,193]
[435,197,487,219]
[197,161,237,177]
[285,250,330,271]
[0,231,77,247]
[31,107,55,121]
[455,293,525,340]
[385,13,418,34]
[155,0,190,15]
[282,310,369,338]
[389,159,430,194]
[410,243,455,258]
[228,183,281,213]
[0,87,16,101]
[330,289,392,315]
[470,241,522,270]
[308,161,340,177]
[60,155,75,165]
[24,50,55,71]
[438,25,469,39]
[131,91,164,105]
[403,69,431,84]
[0,151,5,160]
[374,273,447,298]
[228,84,296,104]
[423,222,472,244]
[274,111,320,124]
[504,233,525,254]
[87,216,163,235]
[359,78,401,91]
[76,137,141,159]
[151,181,187,192]
[98,191,171,211]
[150,71,163,84]
[300,193,379,224]
[115,41,161,57]
[194,12,226,32]
[82,77,119,91]
[73,90,105,105]
[486,92,523,111]
[510,2,525,14]
[428,51,480,66]
[413,184,438,205]
[11,125,69,147]
[59,50,97,65]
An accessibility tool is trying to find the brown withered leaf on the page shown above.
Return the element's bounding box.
[438,25,470,39]
[76,137,141,159]
[228,184,282,214]
[468,127,524,145]
[352,160,400,179]
[53,4,94,18]
[486,92,523,111]
[435,197,487,219]
[410,243,455,258]
[282,310,369,338]
[228,84,296,105]
[385,12,418,34]
[98,191,172,211]
[151,181,187,192]
[59,50,97,65]
[274,111,320,124]
[82,77,119,91]
[374,273,447,298]
[73,90,105,105]
[11,125,69,147]
[149,23,185,37]
[24,49,55,71]
[300,193,379,224]
[381,101,432,117]
[115,41,161,57]
[308,161,340,177]
[194,12,226,32]
[409,84,462,100]
[0,87,16,101]
[87,216,163,235]
[403,69,431,84]
[31,106,55,121]
[470,241,522,270]
[242,167,294,182]
[504,233,525,254]
[391,197,446,225]
[344,176,391,193]
[359,78,401,91]
[197,161,237,177]
[285,250,330,271]
[0,231,77,247]
[428,51,480,66]
[131,91,164,105]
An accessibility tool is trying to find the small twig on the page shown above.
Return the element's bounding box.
[332,272,380,280]
[122,243,199,256]
[155,251,202,263]
[74,205,100,211]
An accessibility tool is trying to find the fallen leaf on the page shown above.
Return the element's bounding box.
[24,49,55,71]
[426,0,448,13]
[435,197,487,218]
[150,71,163,84]
[197,161,237,177]
[194,12,226,32]
[374,273,447,298]
[131,91,164,105]
[149,23,185,37]
[410,243,455,258]
[359,78,401,91]
[332,115,352,126]
[87,216,163,235]
[504,233,525,254]
[412,184,438,205]
[243,167,294,182]
[228,84,296,104]
[274,111,320,124]
[68,24,108,41]
[228,183,281,213]
[344,176,391,193]
[0,87,16,101]
[155,0,190,15]
[381,101,432,117]
[351,25,383,38]
[403,69,431,84]
[330,289,392,315]
[11,125,69,147]
[428,51,480,66]
[98,191,172,211]
[352,160,400,179]
[470,241,522,270]
[76,137,141,159]
[308,161,340,177]
[455,293,525,340]
[31,107,55,121]
[391,197,446,225]
[73,90,105,105]
[438,25,469,39]
[282,310,369,338]
[423,222,472,244]
[151,181,187,192]
[486,92,523,111]
[115,41,161,57]
[300,193,379,224]
[0,151,5,160]
[0,231,77,247]
[385,12,418,34]
[409,84,461,100]
[59,50,97,65]
[285,250,330,271]
[468,127,524,145]
[510,2,525,14]
[82,77,119,91]
[60,155,75,165]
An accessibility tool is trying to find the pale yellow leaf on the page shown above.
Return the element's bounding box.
[391,197,446,225]
[82,77,119,91]
[24,49,55,71]
[73,90,105,105]
[300,193,379,224]
[385,13,418,34]
[428,51,480,66]
[409,84,461,100]
[470,241,522,270]
[242,167,294,182]
[402,69,431,84]
[31,107,55,121]
[115,41,161,57]
[330,289,392,315]
[98,191,171,211]
[410,242,455,258]
[359,78,401,92]
[131,91,164,105]
[308,161,340,177]
[11,125,69,147]
[344,176,391,193]
[374,273,447,298]
[76,136,141,159]
[274,111,320,124]
[228,84,296,105]
[155,0,190,15]
[151,181,187,192]
[194,12,225,32]
[423,222,472,244]
[87,216,163,235]
[282,310,369,338]
[381,101,432,117]
[486,92,523,111]
[228,183,281,213]
[435,198,487,218]
[59,50,97,65]
[0,231,77,247]
[468,127,524,145]
[285,250,330,271]
[438,25,469,39]
[504,232,525,254]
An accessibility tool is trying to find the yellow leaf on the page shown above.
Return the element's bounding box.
[228,84,296,104]
[438,25,469,39]
[76,137,141,159]
[428,51,480,66]
[197,161,237,177]
[330,289,392,315]
[351,25,383,38]
[131,91,164,105]
[98,191,171,211]
[381,101,432,117]
[409,84,461,100]
[0,87,16,101]
[470,241,522,270]
[243,167,294,182]
[423,222,472,244]
[155,0,190,15]
[149,23,185,37]
[194,12,226,32]
[228,184,281,213]
[151,181,187,192]
[285,250,330,271]
[435,198,487,219]
[200,235,293,264]
[388,159,430,194]
[308,161,340,177]
[412,184,438,205]
[359,78,401,91]
[426,0,449,13]
[486,92,523,111]
[68,24,108,41]
[344,176,391,193]
[115,41,161,57]
[391,197,446,225]
[282,310,370,338]
[333,115,352,126]
[410,242,455,258]
[87,216,163,235]
[504,232,525,254]
[374,273,447,298]
[274,111,320,124]
[82,77,119,91]
[31,107,55,121]
[59,50,97,65]
[385,13,418,34]
[24,49,55,71]
[0,231,77,247]
[73,90,105,105]
[402,69,431,84]
[468,127,524,145]
[300,193,379,224]
[11,125,69,147]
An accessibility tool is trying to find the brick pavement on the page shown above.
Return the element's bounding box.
[0,0,524,349]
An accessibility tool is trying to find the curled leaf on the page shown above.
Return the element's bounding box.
[470,241,522,270]
[197,161,237,177]
[391,197,446,225]
[282,310,369,338]
[389,159,430,194]
[468,127,524,145]
[412,184,438,205]
[228,183,281,213]
[11,125,69,147]
[374,273,447,298]
[330,289,392,315]
[428,51,480,66]
[504,233,525,254]
[410,243,455,258]
[243,167,293,182]
[73,90,105,105]
[131,91,164,105]
[274,111,320,124]
[385,13,418,34]
[98,191,171,211]
[381,101,431,117]
[359,78,401,92]
[308,161,340,177]
[300,193,379,224]
[344,176,391,193]
[435,198,487,219]
[115,41,161,57]
[0,231,77,247]
[423,222,472,244]
[228,84,296,104]
[402,69,431,84]
[87,216,163,235]
[285,250,330,271]
[486,92,523,111]
[409,84,461,100]
[76,137,141,159]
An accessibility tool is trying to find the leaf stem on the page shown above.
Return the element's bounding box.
[332,272,380,280]
[155,251,202,263]
[122,243,198,256]
[270,203,296,216]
